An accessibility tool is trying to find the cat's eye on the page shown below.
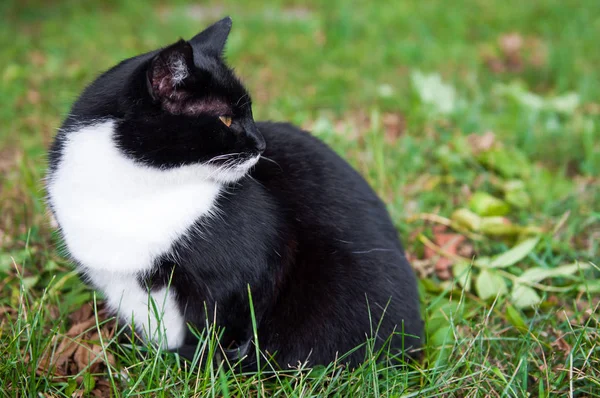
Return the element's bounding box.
[219,116,232,127]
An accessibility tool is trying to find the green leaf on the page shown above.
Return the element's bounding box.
[488,237,540,268]
[548,92,580,114]
[429,300,461,320]
[429,325,453,348]
[453,261,472,291]
[491,366,509,383]
[411,70,457,115]
[480,217,522,236]
[21,275,40,289]
[505,303,528,331]
[65,379,78,396]
[579,281,600,293]
[2,63,22,83]
[518,262,590,284]
[0,250,30,272]
[475,269,507,300]
[419,278,443,293]
[477,147,531,179]
[495,82,579,115]
[451,208,482,231]
[45,260,60,271]
[0,254,12,273]
[473,256,491,268]
[83,372,96,393]
[426,316,448,337]
[505,189,531,209]
[510,284,542,309]
[308,365,328,379]
[504,180,531,208]
[469,191,510,216]
[428,325,454,366]
[503,179,526,192]
[435,145,464,169]
[219,367,232,398]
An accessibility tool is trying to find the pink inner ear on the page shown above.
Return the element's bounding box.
[150,50,232,116]
[151,54,190,102]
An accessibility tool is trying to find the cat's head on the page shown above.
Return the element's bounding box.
[60,17,264,183]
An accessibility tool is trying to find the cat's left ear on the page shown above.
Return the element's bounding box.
[147,40,195,103]
[188,16,232,59]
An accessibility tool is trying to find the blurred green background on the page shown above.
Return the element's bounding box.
[2,0,600,169]
[1,1,599,395]
[2,0,598,261]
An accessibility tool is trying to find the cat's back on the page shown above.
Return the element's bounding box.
[253,121,400,248]
[248,122,422,364]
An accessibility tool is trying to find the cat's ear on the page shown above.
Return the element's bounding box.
[147,39,195,103]
[188,16,232,58]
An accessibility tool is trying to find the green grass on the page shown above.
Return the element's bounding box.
[1,0,599,396]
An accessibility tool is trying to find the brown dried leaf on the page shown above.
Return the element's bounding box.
[551,334,571,354]
[382,112,406,143]
[467,131,496,154]
[69,303,94,325]
[36,302,116,385]
[37,336,79,377]
[71,390,84,398]
[48,305,61,320]
[583,102,600,115]
[411,259,435,279]
[499,33,523,56]
[29,50,46,66]
[485,32,549,74]
[92,379,113,397]
[457,241,475,258]
[26,89,41,105]
[526,37,547,68]
[432,224,446,235]
[66,317,98,338]
[485,56,506,74]
[74,343,106,374]
[0,147,22,176]
[424,227,467,280]
[0,305,15,318]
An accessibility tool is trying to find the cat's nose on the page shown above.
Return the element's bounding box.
[244,121,266,153]
[254,134,266,153]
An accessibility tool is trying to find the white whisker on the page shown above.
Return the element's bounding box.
[260,155,283,171]
[206,152,243,164]
[351,248,393,254]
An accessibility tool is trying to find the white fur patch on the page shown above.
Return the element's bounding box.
[87,269,186,349]
[46,120,241,273]
[169,54,189,86]
[46,119,258,349]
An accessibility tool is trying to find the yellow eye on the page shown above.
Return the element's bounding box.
[219,116,232,127]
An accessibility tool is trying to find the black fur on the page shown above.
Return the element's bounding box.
[48,17,422,369]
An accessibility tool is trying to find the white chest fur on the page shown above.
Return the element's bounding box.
[46,120,221,274]
[86,269,187,349]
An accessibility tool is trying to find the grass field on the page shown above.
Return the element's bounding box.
[1,0,599,396]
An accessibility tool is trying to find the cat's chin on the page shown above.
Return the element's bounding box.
[203,154,260,184]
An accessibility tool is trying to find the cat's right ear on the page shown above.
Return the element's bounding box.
[147,40,196,103]
[188,16,232,59]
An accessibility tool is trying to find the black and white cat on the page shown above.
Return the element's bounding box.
[46,17,422,369]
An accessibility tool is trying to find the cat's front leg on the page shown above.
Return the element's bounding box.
[83,269,187,350]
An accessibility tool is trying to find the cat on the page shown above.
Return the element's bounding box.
[45,17,423,370]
